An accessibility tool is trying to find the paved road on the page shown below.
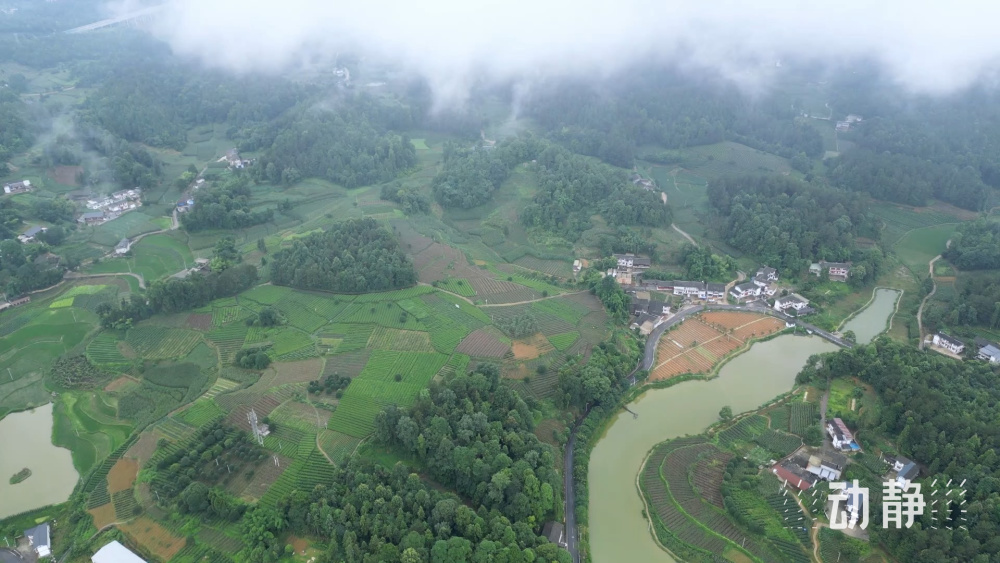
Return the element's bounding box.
[564,422,580,563]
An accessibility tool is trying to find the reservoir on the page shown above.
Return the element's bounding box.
[0,403,79,519]
[588,334,838,563]
[840,288,901,345]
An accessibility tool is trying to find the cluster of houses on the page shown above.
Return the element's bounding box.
[835,114,864,132]
[929,333,1000,364]
[223,148,253,169]
[772,451,847,491]
[170,258,211,279]
[78,189,142,225]
[3,179,31,194]
[809,260,852,282]
[628,173,656,191]
[17,225,47,243]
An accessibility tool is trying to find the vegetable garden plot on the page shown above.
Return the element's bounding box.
[273,299,328,332]
[531,297,591,324]
[211,306,242,327]
[333,301,426,328]
[753,429,802,457]
[456,327,511,358]
[469,277,539,303]
[367,326,435,352]
[186,313,213,330]
[357,350,448,385]
[86,331,130,367]
[717,415,769,450]
[323,349,371,378]
[318,429,362,464]
[788,403,816,436]
[125,326,202,359]
[321,323,375,354]
[207,324,249,363]
[241,284,293,305]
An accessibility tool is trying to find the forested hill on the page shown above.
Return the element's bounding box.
[943,220,1000,270]
[820,340,1000,562]
[269,217,416,293]
[526,74,824,167]
[707,175,879,272]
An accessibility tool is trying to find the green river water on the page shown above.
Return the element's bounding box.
[589,334,838,563]
[840,288,901,345]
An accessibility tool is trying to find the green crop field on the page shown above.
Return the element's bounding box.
[178,399,225,427]
[435,278,476,297]
[366,326,435,352]
[871,203,960,247]
[894,223,958,275]
[321,324,375,354]
[125,326,202,359]
[318,429,362,464]
[87,232,193,282]
[547,331,580,351]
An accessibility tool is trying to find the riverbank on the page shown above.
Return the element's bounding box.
[587,335,837,563]
[838,287,902,344]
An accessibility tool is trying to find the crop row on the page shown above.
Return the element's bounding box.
[86,331,130,366]
[359,350,449,385]
[212,306,243,327]
[548,331,580,351]
[207,325,249,363]
[367,326,435,352]
[319,429,362,464]
[753,429,802,458]
[788,403,817,436]
[717,415,768,449]
[125,326,201,359]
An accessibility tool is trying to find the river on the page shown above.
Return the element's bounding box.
[588,334,838,563]
[840,288,901,345]
[0,403,79,519]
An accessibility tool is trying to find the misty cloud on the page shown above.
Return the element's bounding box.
[148,0,1000,103]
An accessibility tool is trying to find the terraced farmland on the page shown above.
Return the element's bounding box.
[125,326,201,359]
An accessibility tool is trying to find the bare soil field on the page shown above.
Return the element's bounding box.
[511,333,554,360]
[104,376,138,392]
[88,503,117,529]
[107,458,139,494]
[124,431,160,466]
[119,517,185,560]
[272,358,324,385]
[50,165,83,186]
[651,313,785,381]
[185,313,213,331]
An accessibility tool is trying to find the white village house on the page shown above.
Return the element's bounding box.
[810,261,852,282]
[92,541,147,563]
[115,238,132,255]
[3,179,31,194]
[932,333,965,355]
[18,226,46,243]
[774,294,809,313]
[730,282,761,302]
[826,417,859,451]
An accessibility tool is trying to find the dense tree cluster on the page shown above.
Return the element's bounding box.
[269,218,416,293]
[433,138,544,209]
[77,126,163,190]
[527,73,823,167]
[708,175,879,272]
[923,270,1000,331]
[0,89,34,162]
[48,356,112,390]
[828,149,986,210]
[180,176,274,232]
[521,146,672,240]
[943,220,1000,270]
[153,421,259,520]
[374,365,560,528]
[78,61,304,150]
[679,244,736,282]
[245,95,416,188]
[494,313,539,339]
[235,347,273,370]
[587,276,631,324]
[239,458,570,563]
[0,239,64,295]
[97,264,258,329]
[308,373,351,396]
[381,183,431,215]
[812,340,1000,562]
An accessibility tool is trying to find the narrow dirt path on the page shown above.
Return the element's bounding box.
[917,240,951,350]
[671,223,698,247]
[417,282,588,307]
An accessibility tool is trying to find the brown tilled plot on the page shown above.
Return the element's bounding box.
[650,313,785,381]
[88,503,117,529]
[511,334,554,360]
[119,517,185,560]
[185,313,213,331]
[107,458,139,494]
[272,358,324,385]
[456,327,511,358]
